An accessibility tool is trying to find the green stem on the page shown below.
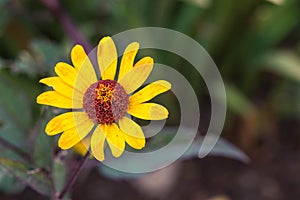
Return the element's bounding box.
[56,151,90,200]
[40,0,92,51]
[0,136,31,161]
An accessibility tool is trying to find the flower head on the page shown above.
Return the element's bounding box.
[37,36,171,161]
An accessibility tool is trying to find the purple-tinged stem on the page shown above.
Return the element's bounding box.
[40,0,92,52]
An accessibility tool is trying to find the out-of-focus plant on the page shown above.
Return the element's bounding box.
[0,0,299,198]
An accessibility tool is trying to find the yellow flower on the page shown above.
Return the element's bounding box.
[37,36,171,161]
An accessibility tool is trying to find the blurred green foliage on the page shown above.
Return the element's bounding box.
[0,0,299,198]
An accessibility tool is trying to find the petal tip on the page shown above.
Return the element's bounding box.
[129,42,140,49]
[99,36,112,44]
[162,107,169,118]
[58,139,73,150]
[94,155,105,162]
[135,140,146,149]
[39,78,46,84]
[146,57,154,63]
[71,44,85,55]
[36,94,43,104]
[58,143,68,150]
[164,81,172,90]
[112,152,123,158]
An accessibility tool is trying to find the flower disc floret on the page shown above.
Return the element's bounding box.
[83,80,129,124]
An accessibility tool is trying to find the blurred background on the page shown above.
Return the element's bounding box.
[0,0,300,199]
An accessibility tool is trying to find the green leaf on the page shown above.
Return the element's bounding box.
[0,74,32,131]
[0,72,31,157]
[184,136,250,162]
[31,39,65,69]
[145,127,249,162]
[99,127,248,178]
[0,70,42,144]
[0,158,53,196]
[172,1,204,33]
[226,84,256,116]
[261,50,300,82]
[32,130,54,169]
[0,70,42,193]
[53,152,67,194]
[0,166,25,194]
[254,0,300,49]
[12,39,64,77]
[32,112,54,169]
[0,0,11,36]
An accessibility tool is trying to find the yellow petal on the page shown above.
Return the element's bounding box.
[129,80,171,105]
[45,112,90,136]
[97,36,117,80]
[71,45,98,90]
[58,120,94,149]
[54,62,90,94]
[36,91,82,109]
[118,57,153,94]
[54,62,77,86]
[73,137,91,156]
[91,125,106,161]
[104,123,125,158]
[39,77,83,100]
[128,103,169,120]
[119,117,145,149]
[71,45,88,70]
[118,42,139,80]
[134,56,153,68]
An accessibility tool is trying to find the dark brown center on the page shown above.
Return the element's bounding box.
[83,80,129,124]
